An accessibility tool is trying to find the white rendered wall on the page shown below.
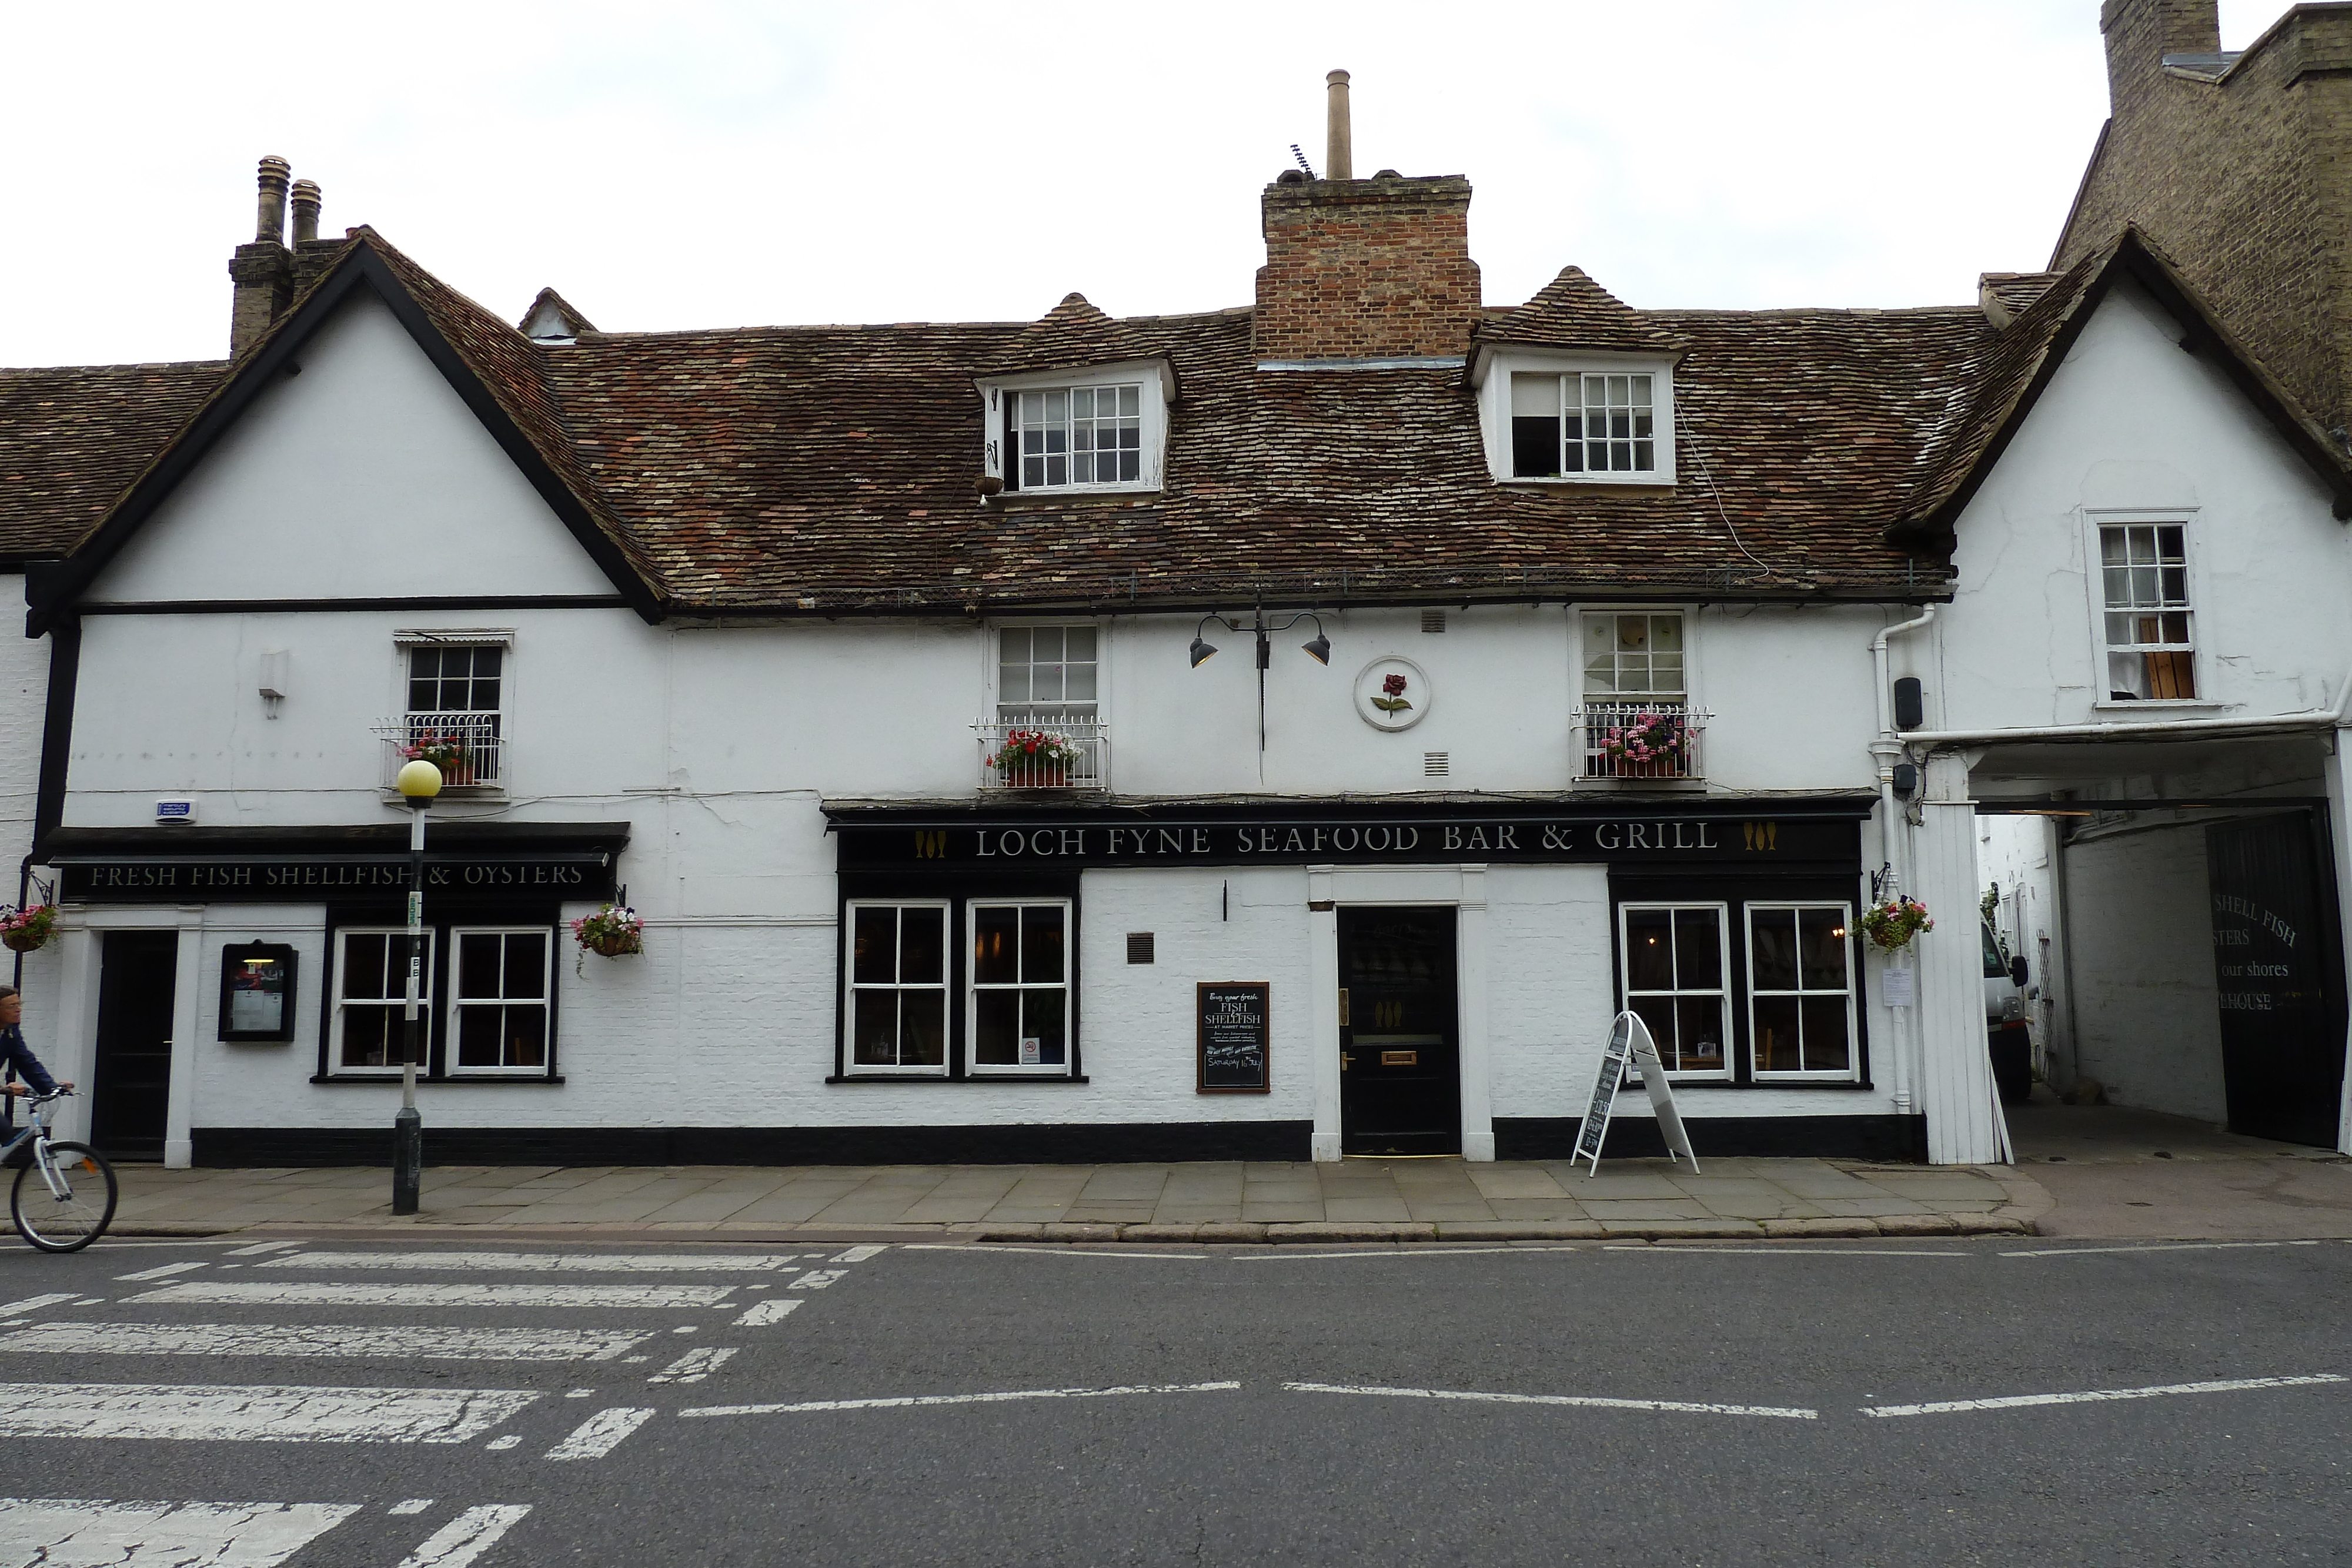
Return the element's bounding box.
[2060,823,2227,1122]
[94,294,617,603]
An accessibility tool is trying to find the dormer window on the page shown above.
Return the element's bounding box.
[1470,351,1676,486]
[1514,372,1656,477]
[977,359,1174,496]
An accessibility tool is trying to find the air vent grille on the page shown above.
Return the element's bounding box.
[1424,753,1450,777]
[1125,932,1155,965]
[1421,610,1446,634]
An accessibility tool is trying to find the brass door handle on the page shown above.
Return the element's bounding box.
[1341,1051,1354,1072]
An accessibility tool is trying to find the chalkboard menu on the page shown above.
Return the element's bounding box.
[1197,982,1271,1093]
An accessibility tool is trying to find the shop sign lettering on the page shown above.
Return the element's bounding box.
[64,858,602,902]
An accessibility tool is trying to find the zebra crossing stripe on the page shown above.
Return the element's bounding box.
[0,1321,655,1363]
[0,1498,359,1566]
[833,1246,888,1263]
[128,1282,737,1310]
[546,1407,654,1460]
[736,1298,801,1327]
[260,1252,803,1273]
[114,1261,209,1283]
[0,1293,77,1317]
[397,1504,532,1568]
[225,1240,305,1256]
[0,1383,539,1444]
[649,1347,737,1385]
[789,1271,844,1290]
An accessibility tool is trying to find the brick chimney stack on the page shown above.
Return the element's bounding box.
[1254,76,1481,363]
[228,156,296,357]
[2100,0,2222,112]
[289,178,321,243]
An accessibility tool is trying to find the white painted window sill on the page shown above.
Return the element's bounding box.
[2088,701,2227,714]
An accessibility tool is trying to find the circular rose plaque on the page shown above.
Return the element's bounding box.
[1352,656,1431,732]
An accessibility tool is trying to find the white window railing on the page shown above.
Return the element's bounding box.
[1573,701,1705,781]
[375,711,504,790]
[977,717,1108,791]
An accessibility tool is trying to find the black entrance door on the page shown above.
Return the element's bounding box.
[1338,907,1461,1156]
[91,931,178,1160]
[2206,813,2346,1147]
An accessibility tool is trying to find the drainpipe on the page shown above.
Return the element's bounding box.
[1869,605,1937,1118]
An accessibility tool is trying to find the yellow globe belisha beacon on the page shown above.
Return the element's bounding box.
[394,758,444,800]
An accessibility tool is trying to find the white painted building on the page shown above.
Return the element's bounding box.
[8,146,2351,1169]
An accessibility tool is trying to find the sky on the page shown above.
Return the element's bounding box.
[0,1,2293,368]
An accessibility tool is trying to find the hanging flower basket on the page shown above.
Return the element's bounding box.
[987,728,1080,788]
[1858,897,1935,953]
[0,904,55,953]
[571,904,644,958]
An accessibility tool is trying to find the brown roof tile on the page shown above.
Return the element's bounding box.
[0,359,226,559]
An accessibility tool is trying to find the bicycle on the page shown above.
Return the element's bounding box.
[5,1091,116,1252]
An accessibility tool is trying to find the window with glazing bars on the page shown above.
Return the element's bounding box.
[847,904,949,1072]
[2099,522,2196,700]
[997,626,1097,719]
[1582,612,1685,698]
[1512,373,1656,476]
[450,928,551,1072]
[1619,905,1729,1076]
[1746,904,1856,1078]
[1011,385,1142,489]
[333,928,433,1072]
[970,901,1070,1072]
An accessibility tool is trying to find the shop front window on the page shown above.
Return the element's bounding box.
[970,901,1070,1074]
[1619,904,1730,1078]
[1747,904,1857,1078]
[332,928,432,1072]
[846,902,949,1074]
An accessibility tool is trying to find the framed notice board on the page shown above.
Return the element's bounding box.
[219,940,298,1042]
[1197,982,1271,1093]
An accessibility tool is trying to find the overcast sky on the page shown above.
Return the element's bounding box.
[0,2,2290,367]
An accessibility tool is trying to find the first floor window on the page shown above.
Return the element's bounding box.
[2098,521,2196,700]
[1619,904,1729,1077]
[997,625,1098,720]
[452,928,551,1072]
[1582,611,1685,699]
[1013,384,1141,489]
[970,901,1070,1072]
[333,928,434,1071]
[403,642,505,784]
[848,902,948,1072]
[1746,904,1855,1077]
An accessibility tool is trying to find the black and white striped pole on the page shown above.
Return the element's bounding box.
[392,759,442,1215]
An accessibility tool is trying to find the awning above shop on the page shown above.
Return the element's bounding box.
[37,822,632,904]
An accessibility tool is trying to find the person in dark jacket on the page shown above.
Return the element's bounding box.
[1,987,68,1155]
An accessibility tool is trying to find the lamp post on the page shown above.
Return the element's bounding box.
[391,758,441,1216]
[1189,603,1331,752]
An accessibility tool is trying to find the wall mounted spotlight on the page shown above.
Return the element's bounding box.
[1190,603,1332,751]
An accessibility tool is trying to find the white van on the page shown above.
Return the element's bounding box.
[1984,921,2032,1102]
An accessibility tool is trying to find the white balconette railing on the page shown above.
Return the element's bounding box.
[1572,701,1706,781]
[375,711,504,790]
[977,716,1108,791]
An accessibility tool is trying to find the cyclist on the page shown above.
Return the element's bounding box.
[1,987,69,1165]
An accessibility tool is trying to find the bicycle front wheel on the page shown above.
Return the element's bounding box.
[13,1141,117,1252]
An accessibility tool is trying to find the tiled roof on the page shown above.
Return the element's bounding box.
[42,229,2261,613]
[1977,271,2062,322]
[1473,266,1685,356]
[519,287,598,338]
[0,359,226,559]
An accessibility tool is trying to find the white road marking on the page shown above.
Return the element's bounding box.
[390,1499,435,1514]
[904,1245,1205,1259]
[0,1497,358,1566]
[1603,1246,1966,1258]
[0,1321,654,1363]
[397,1503,532,1568]
[683,1382,1244,1418]
[788,1271,844,1290]
[260,1251,799,1273]
[1865,1372,2348,1417]
[650,1347,737,1385]
[736,1299,802,1327]
[114,1260,210,1282]
[1999,1241,2306,1258]
[566,1388,594,1398]
[1284,1380,1819,1420]
[833,1245,888,1263]
[0,1383,540,1444]
[546,1406,654,1460]
[0,1293,77,1316]
[129,1282,738,1309]
[484,1435,522,1450]
[228,1240,305,1257]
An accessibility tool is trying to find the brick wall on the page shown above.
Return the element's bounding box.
[2058,0,2352,439]
[1253,174,1482,361]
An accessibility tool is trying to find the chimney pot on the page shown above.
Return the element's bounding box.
[1325,69,1353,182]
[255,156,291,244]
[289,179,321,244]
